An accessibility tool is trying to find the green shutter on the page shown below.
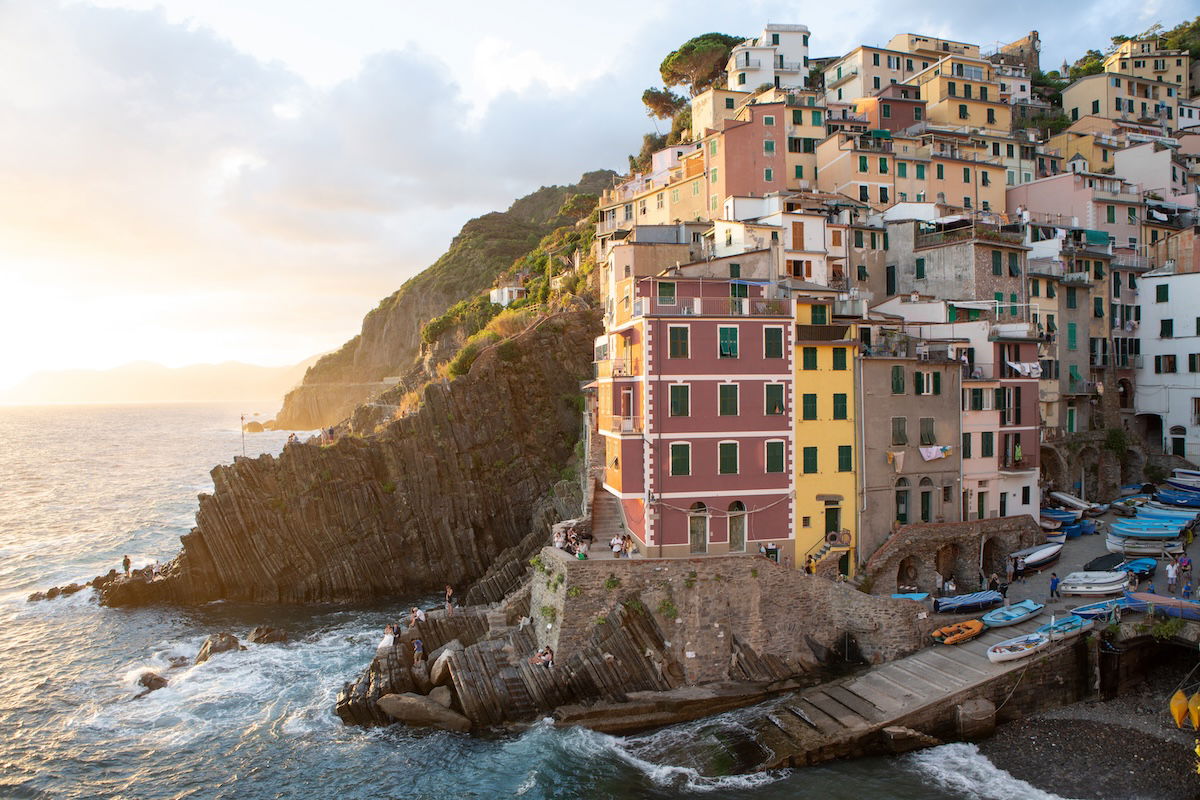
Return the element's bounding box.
[764,327,783,358]
[932,371,941,395]
[891,365,904,394]
[915,257,925,279]
[670,384,689,416]
[837,445,852,472]
[670,443,689,475]
[859,155,868,172]
[802,393,817,420]
[719,442,738,474]
[1157,284,1169,302]
[962,432,972,458]
[766,441,785,473]
[669,326,689,358]
[812,110,822,126]
[803,347,818,370]
[981,432,994,458]
[719,384,738,415]
[991,250,1001,275]
[765,384,784,415]
[1067,322,1077,350]
[812,304,828,324]
[913,370,924,395]
[832,348,847,370]
[719,326,738,357]
[803,446,818,474]
[833,393,847,420]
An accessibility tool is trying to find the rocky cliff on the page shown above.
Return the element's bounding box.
[100,310,600,606]
[272,171,613,430]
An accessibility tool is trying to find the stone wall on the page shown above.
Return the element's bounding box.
[533,547,936,681]
[861,515,1042,595]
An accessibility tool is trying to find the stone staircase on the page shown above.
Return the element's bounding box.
[590,480,626,542]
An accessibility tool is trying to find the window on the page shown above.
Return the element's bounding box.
[880,157,889,174]
[832,348,847,370]
[981,431,994,458]
[668,326,689,358]
[833,393,848,420]
[882,103,891,118]
[726,97,736,110]
[657,281,676,305]
[891,416,907,445]
[914,107,923,121]
[719,442,738,475]
[669,384,689,417]
[1157,284,1170,302]
[915,162,927,179]
[802,446,818,474]
[794,165,804,179]
[802,393,817,420]
[1106,205,1115,224]
[1031,279,1039,297]
[719,384,738,416]
[670,443,690,475]
[764,327,783,358]
[948,81,957,96]
[718,326,738,357]
[872,52,880,66]
[1008,252,1019,277]
[764,168,774,182]
[891,365,905,394]
[737,72,746,85]
[766,441,785,473]
[811,110,821,126]
[763,140,775,155]
[1156,355,1178,373]
[898,161,907,178]
[802,347,817,370]
[880,186,889,203]
[765,384,785,415]
[854,230,864,248]
[859,155,869,173]
[958,104,969,119]
[729,262,740,278]
[1067,322,1077,351]
[1066,287,1077,309]
[859,185,870,202]
[992,250,1002,275]
[920,417,935,445]
[963,167,971,183]
[1161,319,1174,338]
[811,304,828,324]
[792,109,802,124]
[763,115,775,126]
[962,431,972,458]
[1094,297,1105,318]
[838,445,852,472]
[936,163,944,180]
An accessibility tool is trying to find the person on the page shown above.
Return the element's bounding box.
[410,606,426,626]
[445,584,454,616]
[553,529,565,549]
[1049,572,1061,600]
[1181,553,1193,583]
[1185,581,1194,600]
[542,646,554,668]
[804,555,816,575]
[1015,557,1026,583]
[122,555,131,577]
[1167,559,1179,594]
[1005,557,1015,585]
[988,573,1001,592]
[412,638,424,663]
[944,577,956,595]
[622,534,634,559]
[611,534,623,559]
[934,572,944,597]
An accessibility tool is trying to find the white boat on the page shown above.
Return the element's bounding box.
[1106,535,1185,556]
[1058,571,1131,596]
[1172,468,1200,480]
[1044,532,1066,545]
[987,632,1051,664]
[1011,542,1063,572]
[1050,491,1101,513]
[1036,614,1095,642]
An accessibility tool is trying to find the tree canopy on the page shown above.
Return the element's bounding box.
[659,32,743,96]
[641,87,687,119]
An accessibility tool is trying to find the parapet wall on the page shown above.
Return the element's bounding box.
[533,547,934,685]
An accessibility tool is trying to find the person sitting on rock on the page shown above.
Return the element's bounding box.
[541,646,554,668]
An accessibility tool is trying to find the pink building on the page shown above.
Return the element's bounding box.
[1007,171,1144,253]
[595,275,794,558]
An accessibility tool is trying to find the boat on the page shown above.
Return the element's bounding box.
[1078,520,1098,535]
[1172,468,1200,480]
[1125,592,1200,622]
[1061,523,1084,539]
[1070,597,1133,620]
[1058,571,1131,596]
[1166,478,1200,493]
[1106,535,1185,556]
[1154,491,1200,509]
[1146,500,1200,514]
[934,590,1003,614]
[1135,506,1199,521]
[1011,543,1063,573]
[1044,531,1067,545]
[1041,507,1082,522]
[1114,558,1157,578]
[1108,525,1184,540]
[1039,516,1062,531]
[987,632,1051,664]
[1036,614,1094,641]
[1112,497,1149,517]
[931,619,984,645]
[1084,554,1125,572]
[981,599,1045,628]
[891,592,929,601]
[1172,690,1189,728]
[1050,491,1105,516]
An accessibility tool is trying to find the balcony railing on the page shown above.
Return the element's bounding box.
[1001,457,1034,471]
[916,224,1023,248]
[634,296,791,318]
[608,415,643,434]
[1062,271,1093,285]
[827,67,859,88]
[736,57,762,69]
[775,59,804,71]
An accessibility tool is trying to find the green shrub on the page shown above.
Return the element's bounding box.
[604,575,621,590]
[381,480,396,494]
[595,615,608,625]
[626,599,645,615]
[567,586,583,598]
[540,605,557,622]
[497,340,520,362]
[1151,616,1185,640]
[530,555,547,573]
[657,599,679,619]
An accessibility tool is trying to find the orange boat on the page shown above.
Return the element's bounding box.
[1171,690,1188,728]
[931,619,984,645]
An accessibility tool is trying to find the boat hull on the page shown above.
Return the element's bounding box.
[1059,571,1131,596]
[981,599,1045,628]
[1126,592,1200,622]
[987,633,1051,664]
[1036,614,1095,641]
[1106,536,1184,556]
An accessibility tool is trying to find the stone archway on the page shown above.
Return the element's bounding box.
[1077,446,1101,499]
[981,537,1003,581]
[897,555,919,591]
[1121,447,1146,486]
[1040,445,1069,494]
[1134,413,1164,454]
[935,543,959,579]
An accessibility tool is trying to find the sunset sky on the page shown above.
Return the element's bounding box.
[1,0,1192,392]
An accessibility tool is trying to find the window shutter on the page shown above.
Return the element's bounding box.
[932,371,941,395]
[892,365,904,394]
[913,370,924,395]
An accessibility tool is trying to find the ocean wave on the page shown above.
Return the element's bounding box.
[906,743,1082,800]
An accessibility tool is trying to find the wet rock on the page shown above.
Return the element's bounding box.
[196,632,240,665]
[167,656,190,669]
[45,587,60,600]
[377,692,471,733]
[410,661,433,695]
[429,686,453,708]
[429,641,462,687]
[246,626,288,645]
[26,591,46,603]
[60,583,83,596]
[137,671,168,693]
[242,421,265,433]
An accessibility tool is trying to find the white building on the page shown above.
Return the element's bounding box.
[992,62,1032,106]
[1113,141,1192,201]
[1135,267,1200,460]
[726,24,811,92]
[489,286,527,307]
[1179,98,1200,132]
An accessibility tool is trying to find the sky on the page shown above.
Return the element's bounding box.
[0,0,1193,391]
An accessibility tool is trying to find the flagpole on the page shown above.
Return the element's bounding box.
[240,413,246,458]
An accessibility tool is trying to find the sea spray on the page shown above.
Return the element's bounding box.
[906,743,1082,800]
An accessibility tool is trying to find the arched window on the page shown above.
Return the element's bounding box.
[689,502,708,554]
[919,477,934,522]
[1170,425,1187,436]
[728,501,746,552]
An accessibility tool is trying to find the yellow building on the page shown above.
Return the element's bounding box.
[1061,72,1180,130]
[793,294,859,575]
[909,56,1011,134]
[1105,36,1191,97]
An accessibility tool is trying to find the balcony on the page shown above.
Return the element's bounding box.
[775,59,804,72]
[633,296,792,318]
[594,358,636,379]
[1000,457,1035,472]
[1114,353,1143,369]
[827,67,859,89]
[608,415,643,434]
[1062,271,1093,285]
[735,57,762,69]
[915,223,1023,248]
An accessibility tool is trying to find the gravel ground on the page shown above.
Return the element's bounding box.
[980,665,1200,800]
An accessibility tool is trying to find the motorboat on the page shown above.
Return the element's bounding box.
[981,599,1044,628]
[1106,535,1185,556]
[1070,597,1133,620]
[1010,543,1063,573]
[1058,571,1131,596]
[1036,614,1094,641]
[987,632,1051,664]
[1083,555,1155,577]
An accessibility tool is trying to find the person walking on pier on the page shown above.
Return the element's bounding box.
[1005,558,1015,585]
[1167,560,1179,594]
[1049,573,1061,601]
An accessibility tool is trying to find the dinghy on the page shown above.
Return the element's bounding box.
[1124,592,1200,622]
[1041,507,1082,522]
[1010,543,1063,573]
[1166,478,1200,493]
[1044,531,1067,545]
[981,599,1044,628]
[1036,614,1094,641]
[1112,497,1148,517]
[1070,597,1132,620]
[934,590,1003,614]
[1106,535,1184,556]
[890,592,929,602]
[1061,522,1084,539]
[1135,506,1199,521]
[1115,558,1157,578]
[931,619,984,645]
[1039,516,1063,531]
[1109,524,1184,540]
[987,632,1051,664]
[1172,690,1189,728]
[1058,571,1131,596]
[1084,554,1124,572]
[1155,491,1200,509]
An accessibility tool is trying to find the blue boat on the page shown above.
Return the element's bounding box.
[1079,520,1098,535]
[1155,492,1200,509]
[1108,525,1183,540]
[1115,558,1157,577]
[1124,592,1200,622]
[1071,597,1132,620]
[982,599,1045,628]
[1136,506,1199,521]
[1036,614,1094,641]
[1166,479,1200,493]
[891,592,929,601]
[1061,522,1084,539]
[1042,508,1081,521]
[934,590,1003,614]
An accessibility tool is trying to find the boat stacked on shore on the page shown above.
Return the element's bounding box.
[1058,571,1131,596]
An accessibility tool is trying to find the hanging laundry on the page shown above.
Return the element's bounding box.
[919,446,947,461]
[887,450,906,473]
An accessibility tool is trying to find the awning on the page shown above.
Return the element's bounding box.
[1084,229,1109,246]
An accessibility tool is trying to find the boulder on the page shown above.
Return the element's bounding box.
[167,656,190,669]
[429,686,453,708]
[26,591,45,603]
[196,632,240,665]
[60,583,84,596]
[410,661,433,695]
[242,421,265,433]
[246,626,288,645]
[429,641,462,687]
[427,638,462,664]
[137,671,169,693]
[377,692,471,732]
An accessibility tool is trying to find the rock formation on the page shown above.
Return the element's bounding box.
[196,633,241,664]
[246,626,288,645]
[96,311,599,607]
[271,171,613,430]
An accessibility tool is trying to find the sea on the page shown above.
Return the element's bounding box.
[0,403,1075,799]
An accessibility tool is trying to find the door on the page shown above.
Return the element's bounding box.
[1174,437,1187,457]
[689,512,708,554]
[824,506,841,535]
[886,264,897,296]
[895,490,909,524]
[728,509,746,552]
[1000,491,1008,517]
[920,491,932,523]
[977,491,987,520]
